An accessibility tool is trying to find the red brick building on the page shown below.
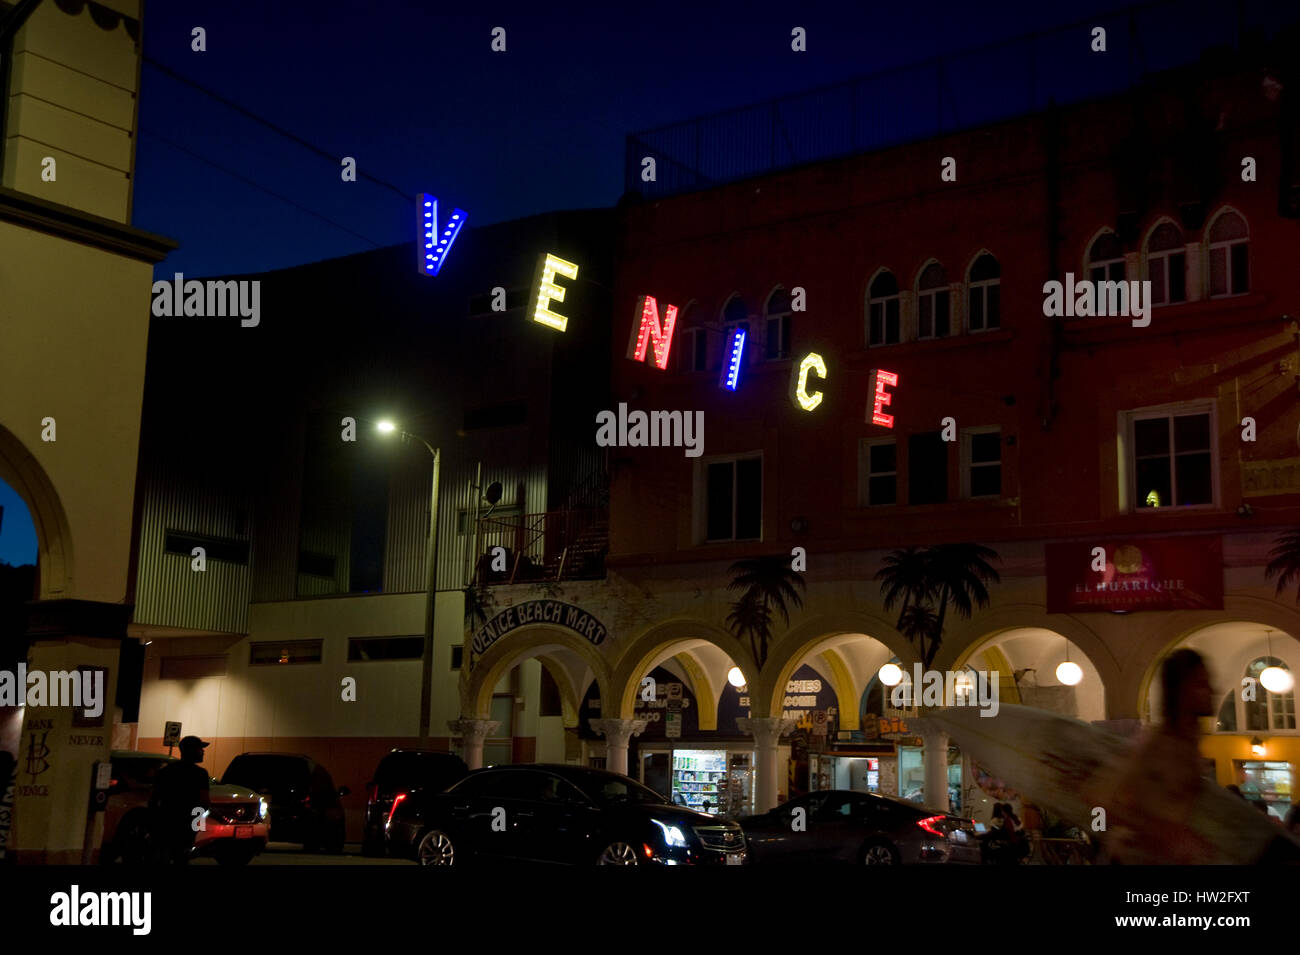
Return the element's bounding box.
[585,53,1300,817]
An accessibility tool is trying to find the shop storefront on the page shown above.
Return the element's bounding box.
[578,666,770,818]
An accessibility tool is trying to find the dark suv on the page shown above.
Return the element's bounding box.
[221,753,348,853]
[362,749,468,856]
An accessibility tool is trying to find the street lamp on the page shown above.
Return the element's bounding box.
[376,419,441,744]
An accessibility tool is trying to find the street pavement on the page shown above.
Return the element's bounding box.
[192,842,414,865]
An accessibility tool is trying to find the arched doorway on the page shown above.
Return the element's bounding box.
[1146,621,1299,819]
[459,624,609,770]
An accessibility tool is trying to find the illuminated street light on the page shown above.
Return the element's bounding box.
[375,418,441,743]
[727,666,746,688]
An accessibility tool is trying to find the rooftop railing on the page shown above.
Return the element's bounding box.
[626,0,1294,200]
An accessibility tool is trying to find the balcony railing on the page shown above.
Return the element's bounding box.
[469,507,608,585]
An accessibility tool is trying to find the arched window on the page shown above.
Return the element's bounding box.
[1208,211,1249,297]
[1146,222,1186,306]
[867,271,900,346]
[1215,691,1237,732]
[1244,657,1296,730]
[917,263,950,339]
[720,295,749,370]
[764,288,793,361]
[674,304,708,373]
[967,254,1000,332]
[1088,232,1125,283]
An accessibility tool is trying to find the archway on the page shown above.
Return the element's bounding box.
[458,624,612,769]
[605,618,752,807]
[0,422,71,599]
[1142,620,1300,815]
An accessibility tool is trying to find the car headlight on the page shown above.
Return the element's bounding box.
[258,797,269,820]
[651,819,688,848]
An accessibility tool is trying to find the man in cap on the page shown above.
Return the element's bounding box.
[148,736,211,864]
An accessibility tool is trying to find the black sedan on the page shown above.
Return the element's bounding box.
[386,763,747,866]
[740,790,981,864]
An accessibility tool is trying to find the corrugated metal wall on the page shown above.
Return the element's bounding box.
[381,454,550,593]
[249,424,304,604]
[132,462,252,634]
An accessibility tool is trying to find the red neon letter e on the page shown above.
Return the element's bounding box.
[627,295,678,370]
[868,369,898,427]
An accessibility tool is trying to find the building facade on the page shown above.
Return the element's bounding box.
[451,46,1300,824]
[129,210,614,840]
[0,0,174,862]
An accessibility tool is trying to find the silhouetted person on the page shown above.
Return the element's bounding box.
[149,736,211,865]
[1104,649,1215,864]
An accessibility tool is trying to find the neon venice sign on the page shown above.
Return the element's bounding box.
[628,294,900,427]
[519,263,900,427]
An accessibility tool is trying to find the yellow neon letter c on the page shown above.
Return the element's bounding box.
[793,352,827,411]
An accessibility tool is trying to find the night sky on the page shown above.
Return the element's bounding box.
[0,0,1279,564]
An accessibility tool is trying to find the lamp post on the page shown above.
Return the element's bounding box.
[377,420,440,743]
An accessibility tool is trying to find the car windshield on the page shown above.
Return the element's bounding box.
[375,753,461,790]
[222,756,305,790]
[567,770,667,806]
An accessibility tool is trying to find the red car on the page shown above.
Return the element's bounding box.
[101,750,270,865]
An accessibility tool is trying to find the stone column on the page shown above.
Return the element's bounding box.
[920,728,950,813]
[588,719,648,776]
[447,719,500,770]
[738,717,797,813]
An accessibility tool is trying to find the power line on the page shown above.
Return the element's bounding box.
[142,56,413,203]
[140,128,386,248]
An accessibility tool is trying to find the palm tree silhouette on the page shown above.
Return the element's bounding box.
[876,544,1000,668]
[725,555,806,669]
[1265,530,1300,602]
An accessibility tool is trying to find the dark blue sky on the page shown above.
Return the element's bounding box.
[130,0,1163,279]
[0,0,1280,566]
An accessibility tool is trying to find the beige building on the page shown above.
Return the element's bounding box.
[0,0,174,862]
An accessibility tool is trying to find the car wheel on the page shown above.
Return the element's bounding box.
[326,828,345,855]
[106,812,152,865]
[860,840,900,865]
[215,846,257,866]
[596,841,640,866]
[417,829,456,866]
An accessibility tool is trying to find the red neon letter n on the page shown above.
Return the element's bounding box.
[627,295,678,370]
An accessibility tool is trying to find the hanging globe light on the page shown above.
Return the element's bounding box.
[878,663,903,687]
[1056,660,1083,686]
[727,666,746,688]
[1260,664,1294,694]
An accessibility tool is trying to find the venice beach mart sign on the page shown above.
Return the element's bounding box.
[471,600,609,659]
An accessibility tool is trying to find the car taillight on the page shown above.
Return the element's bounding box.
[917,815,948,837]
[386,792,407,829]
